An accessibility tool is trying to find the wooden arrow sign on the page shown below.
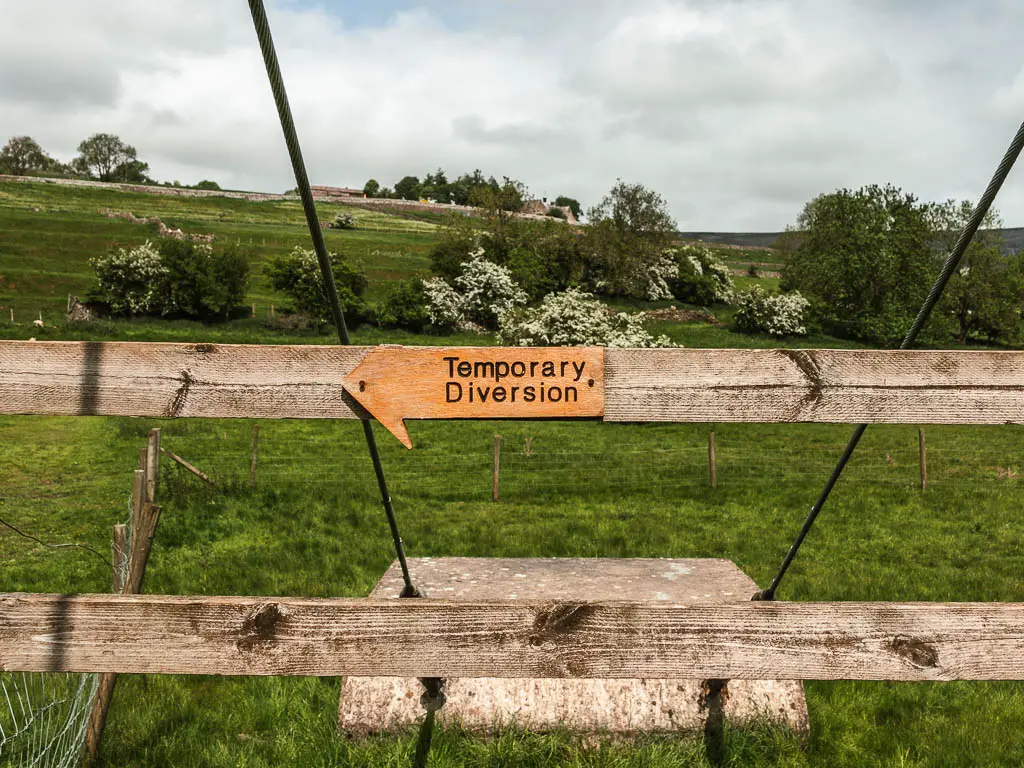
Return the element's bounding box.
[343,347,605,447]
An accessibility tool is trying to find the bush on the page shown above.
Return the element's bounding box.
[329,212,356,230]
[429,225,479,283]
[88,240,250,319]
[423,252,528,331]
[733,286,810,337]
[666,245,734,305]
[498,288,673,347]
[376,279,431,332]
[159,239,250,320]
[194,180,221,191]
[89,241,167,315]
[265,246,368,326]
[545,206,566,219]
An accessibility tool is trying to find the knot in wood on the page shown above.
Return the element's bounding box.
[529,602,596,647]
[889,636,939,669]
[237,602,288,653]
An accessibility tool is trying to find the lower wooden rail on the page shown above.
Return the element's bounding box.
[2,594,1023,681]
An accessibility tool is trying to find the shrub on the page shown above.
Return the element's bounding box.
[422,277,465,331]
[545,206,566,219]
[194,180,221,191]
[89,241,167,315]
[329,212,356,230]
[429,225,479,283]
[376,278,431,332]
[667,245,734,305]
[265,246,368,326]
[88,239,250,319]
[453,252,528,329]
[733,286,810,337]
[498,288,673,347]
[159,239,250,319]
[423,252,528,331]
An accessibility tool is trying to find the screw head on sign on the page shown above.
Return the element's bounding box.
[359,381,366,392]
[588,379,595,387]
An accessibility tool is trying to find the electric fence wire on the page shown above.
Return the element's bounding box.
[757,118,1024,601]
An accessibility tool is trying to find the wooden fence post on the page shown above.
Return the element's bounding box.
[250,424,260,489]
[145,428,161,503]
[708,431,717,489]
[919,428,927,490]
[83,523,131,761]
[492,434,501,502]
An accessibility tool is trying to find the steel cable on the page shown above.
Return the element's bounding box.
[756,118,1024,600]
[246,0,418,596]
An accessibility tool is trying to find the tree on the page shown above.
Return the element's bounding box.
[584,180,678,298]
[554,195,582,221]
[394,175,421,201]
[931,200,1023,344]
[421,168,451,203]
[194,180,221,191]
[363,178,380,197]
[0,136,49,175]
[114,158,151,183]
[780,184,940,344]
[75,133,140,182]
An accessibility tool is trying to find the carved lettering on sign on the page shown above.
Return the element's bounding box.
[343,347,605,448]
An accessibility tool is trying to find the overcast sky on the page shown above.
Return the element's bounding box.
[2,0,1023,230]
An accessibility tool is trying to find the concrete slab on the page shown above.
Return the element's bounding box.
[338,557,809,735]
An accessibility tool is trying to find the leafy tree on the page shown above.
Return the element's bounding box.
[584,180,678,298]
[159,239,250,320]
[194,180,221,191]
[114,158,151,183]
[0,136,49,175]
[931,200,1023,343]
[394,175,421,201]
[546,207,566,219]
[421,168,451,203]
[362,178,380,197]
[780,184,940,345]
[75,133,141,182]
[375,278,431,331]
[554,195,582,220]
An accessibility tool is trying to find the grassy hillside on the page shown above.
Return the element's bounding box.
[1,180,1023,767]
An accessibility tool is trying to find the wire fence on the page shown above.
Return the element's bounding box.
[5,423,1019,513]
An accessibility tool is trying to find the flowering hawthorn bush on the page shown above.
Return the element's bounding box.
[733,285,810,336]
[424,250,528,331]
[667,244,734,305]
[89,241,168,315]
[498,287,674,347]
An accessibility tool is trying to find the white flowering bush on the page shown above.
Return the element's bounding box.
[424,251,528,331]
[498,287,674,347]
[666,245,734,305]
[454,251,528,327]
[89,241,167,314]
[422,276,465,330]
[733,285,810,336]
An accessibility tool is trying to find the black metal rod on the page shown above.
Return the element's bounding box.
[247,0,416,595]
[757,118,1024,601]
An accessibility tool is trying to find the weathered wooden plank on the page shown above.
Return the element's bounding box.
[605,348,1024,424]
[0,341,367,419]
[4,342,1024,424]
[2,594,1023,681]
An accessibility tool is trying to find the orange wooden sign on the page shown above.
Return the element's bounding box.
[343,347,605,448]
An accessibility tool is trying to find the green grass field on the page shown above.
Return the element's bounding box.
[1,179,1023,767]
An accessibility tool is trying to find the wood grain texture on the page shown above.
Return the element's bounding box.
[2,594,1023,681]
[5,342,1024,424]
[0,341,367,419]
[605,348,1024,424]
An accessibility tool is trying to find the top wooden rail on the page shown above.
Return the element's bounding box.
[3,341,1024,426]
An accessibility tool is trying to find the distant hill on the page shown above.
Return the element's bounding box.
[682,228,1024,255]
